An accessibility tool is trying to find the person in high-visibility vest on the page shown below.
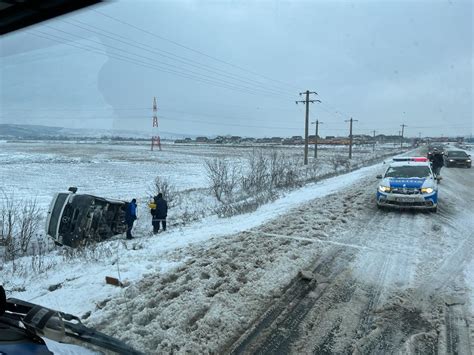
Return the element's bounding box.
[149,193,168,233]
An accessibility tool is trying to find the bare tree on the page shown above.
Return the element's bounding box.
[149,176,180,208]
[229,149,303,197]
[0,194,15,248]
[0,192,42,262]
[17,199,41,254]
[266,150,301,189]
[205,158,239,203]
[241,150,270,194]
[329,155,350,172]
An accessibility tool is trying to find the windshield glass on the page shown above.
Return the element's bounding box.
[385,166,431,178]
[1,1,473,355]
[448,151,468,157]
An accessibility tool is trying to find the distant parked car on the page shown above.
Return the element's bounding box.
[444,150,472,168]
[427,144,446,158]
[376,161,438,212]
[428,143,445,151]
[46,188,128,247]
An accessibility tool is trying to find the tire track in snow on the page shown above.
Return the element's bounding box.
[355,254,392,337]
[257,230,420,259]
[228,176,385,354]
[228,246,350,355]
[270,163,472,354]
[444,302,472,355]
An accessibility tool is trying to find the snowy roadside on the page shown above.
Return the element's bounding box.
[91,152,474,354]
[0,148,413,354]
[2,159,389,315]
[4,146,474,354]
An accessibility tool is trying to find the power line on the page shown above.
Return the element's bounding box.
[27,30,286,98]
[320,100,354,119]
[17,15,361,133]
[92,9,301,91]
[62,18,294,97]
[3,112,470,137]
[309,117,470,131]
[7,20,466,137]
[1,114,304,131]
[40,25,290,99]
[0,112,298,129]
[1,101,302,112]
[1,107,150,111]
[3,104,468,132]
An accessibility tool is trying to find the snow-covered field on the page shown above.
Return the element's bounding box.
[0,141,209,208]
[1,141,473,354]
[0,140,400,232]
[0,140,399,209]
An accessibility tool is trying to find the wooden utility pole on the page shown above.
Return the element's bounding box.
[372,130,376,152]
[312,120,323,158]
[345,118,358,159]
[296,91,320,165]
[400,124,407,149]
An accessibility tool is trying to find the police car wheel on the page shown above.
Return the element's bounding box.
[430,206,438,213]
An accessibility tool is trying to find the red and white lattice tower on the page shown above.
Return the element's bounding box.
[151,97,161,151]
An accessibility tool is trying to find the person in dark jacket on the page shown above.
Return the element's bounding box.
[429,149,444,176]
[152,193,168,233]
[125,198,137,239]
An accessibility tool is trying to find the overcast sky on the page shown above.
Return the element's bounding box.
[1,0,472,138]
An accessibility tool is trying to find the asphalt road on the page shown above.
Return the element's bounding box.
[229,163,474,354]
[91,158,474,355]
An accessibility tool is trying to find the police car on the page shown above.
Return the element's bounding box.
[376,160,438,212]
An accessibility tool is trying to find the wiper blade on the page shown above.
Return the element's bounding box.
[65,321,143,355]
[5,297,143,355]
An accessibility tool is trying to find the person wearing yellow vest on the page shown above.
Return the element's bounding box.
[149,193,168,233]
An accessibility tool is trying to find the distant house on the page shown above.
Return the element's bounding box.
[214,136,224,144]
[282,136,304,145]
[196,136,208,143]
[291,136,304,144]
[229,136,242,143]
[352,134,371,144]
[175,138,192,143]
[331,137,350,145]
[241,137,256,143]
[270,137,283,143]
